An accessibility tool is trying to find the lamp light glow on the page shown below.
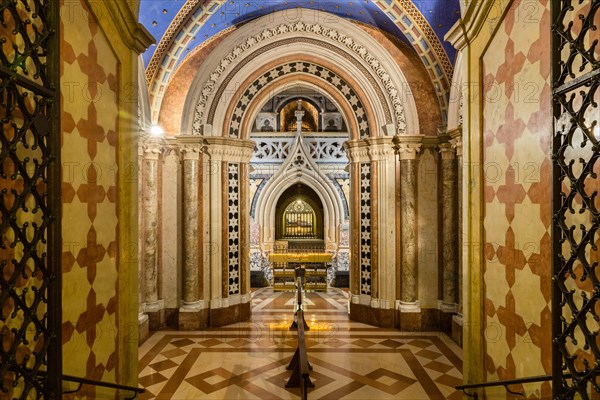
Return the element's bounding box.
[150,124,164,137]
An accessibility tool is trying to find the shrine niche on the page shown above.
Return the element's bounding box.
[275,184,324,241]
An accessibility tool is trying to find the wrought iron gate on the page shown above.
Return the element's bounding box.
[552,0,600,398]
[0,1,61,398]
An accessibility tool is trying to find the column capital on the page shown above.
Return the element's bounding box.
[345,137,395,162]
[393,135,424,160]
[366,137,395,161]
[176,134,205,160]
[205,136,255,162]
[140,137,164,160]
[450,136,463,157]
[438,142,456,160]
[345,141,370,163]
[396,143,423,160]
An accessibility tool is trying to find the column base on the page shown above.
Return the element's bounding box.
[437,300,457,334]
[395,308,438,331]
[349,301,395,328]
[452,314,463,346]
[145,300,165,331]
[209,297,251,327]
[138,313,149,345]
[179,301,209,330]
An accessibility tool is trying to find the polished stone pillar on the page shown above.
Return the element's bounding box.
[393,137,424,331]
[396,141,422,312]
[138,142,149,342]
[142,139,164,329]
[438,142,458,314]
[177,136,206,329]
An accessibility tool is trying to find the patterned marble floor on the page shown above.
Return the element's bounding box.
[138,288,463,399]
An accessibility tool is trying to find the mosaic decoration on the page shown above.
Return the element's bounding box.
[0,1,61,396]
[334,250,350,271]
[371,0,454,117]
[360,163,372,295]
[249,249,263,271]
[190,20,413,134]
[331,175,350,219]
[228,163,240,295]
[249,174,271,218]
[228,62,370,139]
[201,36,392,131]
[551,0,600,398]
[142,0,458,124]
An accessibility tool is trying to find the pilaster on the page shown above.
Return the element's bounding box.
[204,136,255,327]
[345,137,397,327]
[450,129,464,345]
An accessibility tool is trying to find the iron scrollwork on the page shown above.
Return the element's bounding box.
[0,0,61,398]
[552,1,599,398]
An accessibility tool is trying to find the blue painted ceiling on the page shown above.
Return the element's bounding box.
[140,0,460,69]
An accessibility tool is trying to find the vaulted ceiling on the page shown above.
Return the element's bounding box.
[140,0,461,122]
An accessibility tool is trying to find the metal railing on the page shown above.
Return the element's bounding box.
[30,369,145,400]
[285,267,314,399]
[62,375,145,399]
[456,375,552,399]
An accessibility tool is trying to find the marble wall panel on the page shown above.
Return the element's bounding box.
[482,1,552,397]
[60,0,120,387]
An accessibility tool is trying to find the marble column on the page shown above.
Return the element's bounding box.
[438,143,458,314]
[138,142,149,342]
[394,139,422,313]
[178,136,206,330]
[142,139,164,330]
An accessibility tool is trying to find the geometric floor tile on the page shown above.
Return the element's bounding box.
[139,288,463,399]
[149,359,178,372]
[424,360,454,374]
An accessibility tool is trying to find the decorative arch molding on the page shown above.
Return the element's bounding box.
[227,62,370,139]
[145,3,452,119]
[370,0,453,114]
[137,56,152,131]
[202,38,392,131]
[254,135,345,250]
[446,50,464,132]
[178,15,422,136]
[243,80,353,142]
[212,57,384,141]
[233,76,364,143]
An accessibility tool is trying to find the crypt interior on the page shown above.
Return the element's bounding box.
[0,0,599,399]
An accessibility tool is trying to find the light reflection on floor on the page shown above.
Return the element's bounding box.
[138,288,462,399]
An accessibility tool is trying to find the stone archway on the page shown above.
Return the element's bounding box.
[139,10,450,331]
